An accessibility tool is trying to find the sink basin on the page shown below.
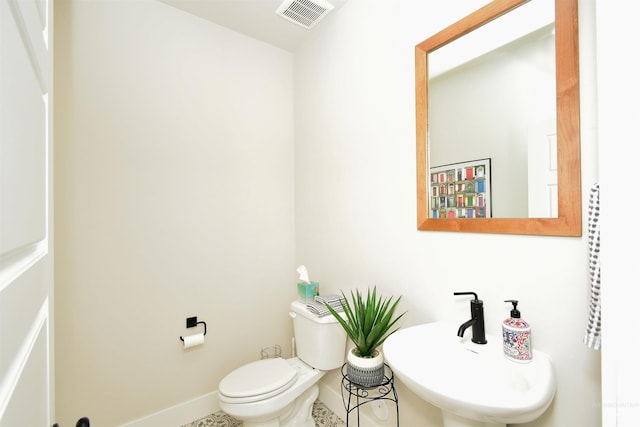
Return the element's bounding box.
[383,322,555,427]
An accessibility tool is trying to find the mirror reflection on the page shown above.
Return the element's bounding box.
[428,0,556,219]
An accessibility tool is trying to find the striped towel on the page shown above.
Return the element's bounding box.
[306,294,345,317]
[583,183,601,350]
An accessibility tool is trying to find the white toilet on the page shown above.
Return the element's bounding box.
[218,300,347,427]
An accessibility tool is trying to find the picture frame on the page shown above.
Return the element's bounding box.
[430,158,492,219]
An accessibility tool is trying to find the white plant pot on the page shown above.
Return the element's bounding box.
[346,347,385,388]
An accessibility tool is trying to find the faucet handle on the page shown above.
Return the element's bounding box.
[454,291,479,300]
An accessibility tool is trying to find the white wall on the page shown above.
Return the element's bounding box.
[295,1,600,426]
[54,0,295,425]
[597,1,640,426]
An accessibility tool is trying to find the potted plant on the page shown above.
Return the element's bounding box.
[325,286,406,387]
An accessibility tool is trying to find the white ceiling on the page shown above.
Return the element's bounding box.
[158,0,350,52]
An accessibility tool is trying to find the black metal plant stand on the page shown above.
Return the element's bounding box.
[340,363,399,427]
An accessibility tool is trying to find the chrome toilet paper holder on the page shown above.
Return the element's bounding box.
[180,316,207,342]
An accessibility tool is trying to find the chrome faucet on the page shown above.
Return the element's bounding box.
[454,292,487,344]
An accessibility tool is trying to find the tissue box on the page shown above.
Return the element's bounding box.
[297,282,319,302]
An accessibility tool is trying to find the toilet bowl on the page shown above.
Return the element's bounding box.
[218,301,347,427]
[219,357,324,427]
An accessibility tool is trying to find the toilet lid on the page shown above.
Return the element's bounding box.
[219,358,297,401]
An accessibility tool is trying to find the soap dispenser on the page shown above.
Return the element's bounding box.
[502,300,532,363]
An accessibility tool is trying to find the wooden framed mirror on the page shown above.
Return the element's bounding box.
[416,0,581,236]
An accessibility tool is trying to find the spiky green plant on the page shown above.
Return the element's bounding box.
[325,287,406,358]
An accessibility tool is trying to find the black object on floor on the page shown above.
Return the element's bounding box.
[52,417,90,427]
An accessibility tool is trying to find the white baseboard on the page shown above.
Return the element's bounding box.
[119,383,374,427]
[118,391,219,427]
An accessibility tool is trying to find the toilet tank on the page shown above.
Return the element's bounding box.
[290,301,347,370]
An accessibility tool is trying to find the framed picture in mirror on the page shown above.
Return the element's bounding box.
[430,158,492,219]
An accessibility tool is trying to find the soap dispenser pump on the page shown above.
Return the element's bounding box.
[502,300,532,363]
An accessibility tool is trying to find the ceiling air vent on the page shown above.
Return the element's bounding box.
[276,0,335,29]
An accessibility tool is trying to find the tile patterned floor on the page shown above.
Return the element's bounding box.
[182,400,345,427]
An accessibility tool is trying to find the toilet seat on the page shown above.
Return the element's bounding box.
[219,358,298,403]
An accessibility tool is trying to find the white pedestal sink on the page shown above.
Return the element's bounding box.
[383,322,555,427]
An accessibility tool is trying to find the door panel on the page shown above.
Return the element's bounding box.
[0,304,49,427]
[1,0,47,255]
[0,0,53,425]
[527,119,558,218]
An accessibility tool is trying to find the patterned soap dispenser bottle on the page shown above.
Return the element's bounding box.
[502,300,532,363]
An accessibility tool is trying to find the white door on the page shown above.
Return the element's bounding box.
[527,119,558,218]
[1,0,53,425]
